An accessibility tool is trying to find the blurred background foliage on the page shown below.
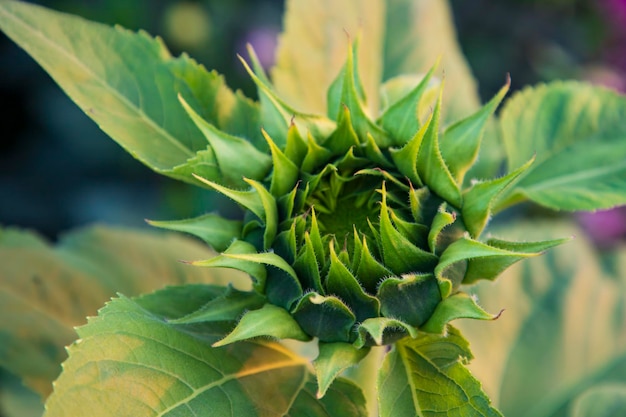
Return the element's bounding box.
[0,0,625,242]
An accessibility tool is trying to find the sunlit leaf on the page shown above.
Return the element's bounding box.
[0,1,259,186]
[457,221,626,417]
[273,0,385,115]
[498,81,626,211]
[0,226,243,397]
[44,286,366,416]
[378,328,502,417]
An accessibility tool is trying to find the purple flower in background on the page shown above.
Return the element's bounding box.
[577,207,626,247]
[239,26,279,70]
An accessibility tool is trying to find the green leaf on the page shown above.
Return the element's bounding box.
[499,81,626,211]
[213,304,310,347]
[0,226,242,397]
[179,95,271,186]
[166,54,263,149]
[272,0,385,115]
[421,292,498,334]
[378,331,502,417]
[314,343,369,398]
[571,384,626,417]
[383,0,481,123]
[0,1,257,186]
[45,286,365,416]
[456,221,626,417]
[146,213,241,252]
[170,286,266,324]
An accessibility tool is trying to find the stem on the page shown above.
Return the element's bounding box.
[344,346,387,417]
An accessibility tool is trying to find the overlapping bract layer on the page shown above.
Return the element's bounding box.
[152,42,565,395]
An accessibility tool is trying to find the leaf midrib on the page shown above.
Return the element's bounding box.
[0,4,194,162]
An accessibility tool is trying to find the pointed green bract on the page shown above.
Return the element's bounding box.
[380,60,439,145]
[464,237,569,284]
[170,286,266,324]
[325,243,380,323]
[213,304,310,347]
[240,54,336,146]
[191,239,266,290]
[263,129,300,196]
[462,157,534,238]
[379,185,438,274]
[428,203,457,254]
[192,175,265,220]
[146,213,241,252]
[416,88,463,207]
[377,274,442,328]
[334,41,391,146]
[314,343,370,398]
[421,293,497,334]
[355,317,419,348]
[441,77,510,184]
[292,293,357,343]
[436,235,568,285]
[273,0,384,115]
[179,95,271,186]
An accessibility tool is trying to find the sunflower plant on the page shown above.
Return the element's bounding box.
[1,1,626,416]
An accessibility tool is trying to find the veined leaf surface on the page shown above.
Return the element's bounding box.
[378,328,502,417]
[0,1,260,186]
[499,82,626,211]
[457,221,626,417]
[0,226,245,397]
[44,286,367,417]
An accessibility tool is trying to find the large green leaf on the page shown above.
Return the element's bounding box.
[498,82,626,211]
[0,225,245,397]
[457,221,626,417]
[383,0,480,123]
[0,1,260,186]
[44,286,367,417]
[272,0,385,115]
[378,327,502,417]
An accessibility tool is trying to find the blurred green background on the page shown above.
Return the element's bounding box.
[0,0,624,243]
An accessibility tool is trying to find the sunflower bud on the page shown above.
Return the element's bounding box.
[154,41,565,355]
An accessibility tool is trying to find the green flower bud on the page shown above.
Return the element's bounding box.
[155,41,565,349]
